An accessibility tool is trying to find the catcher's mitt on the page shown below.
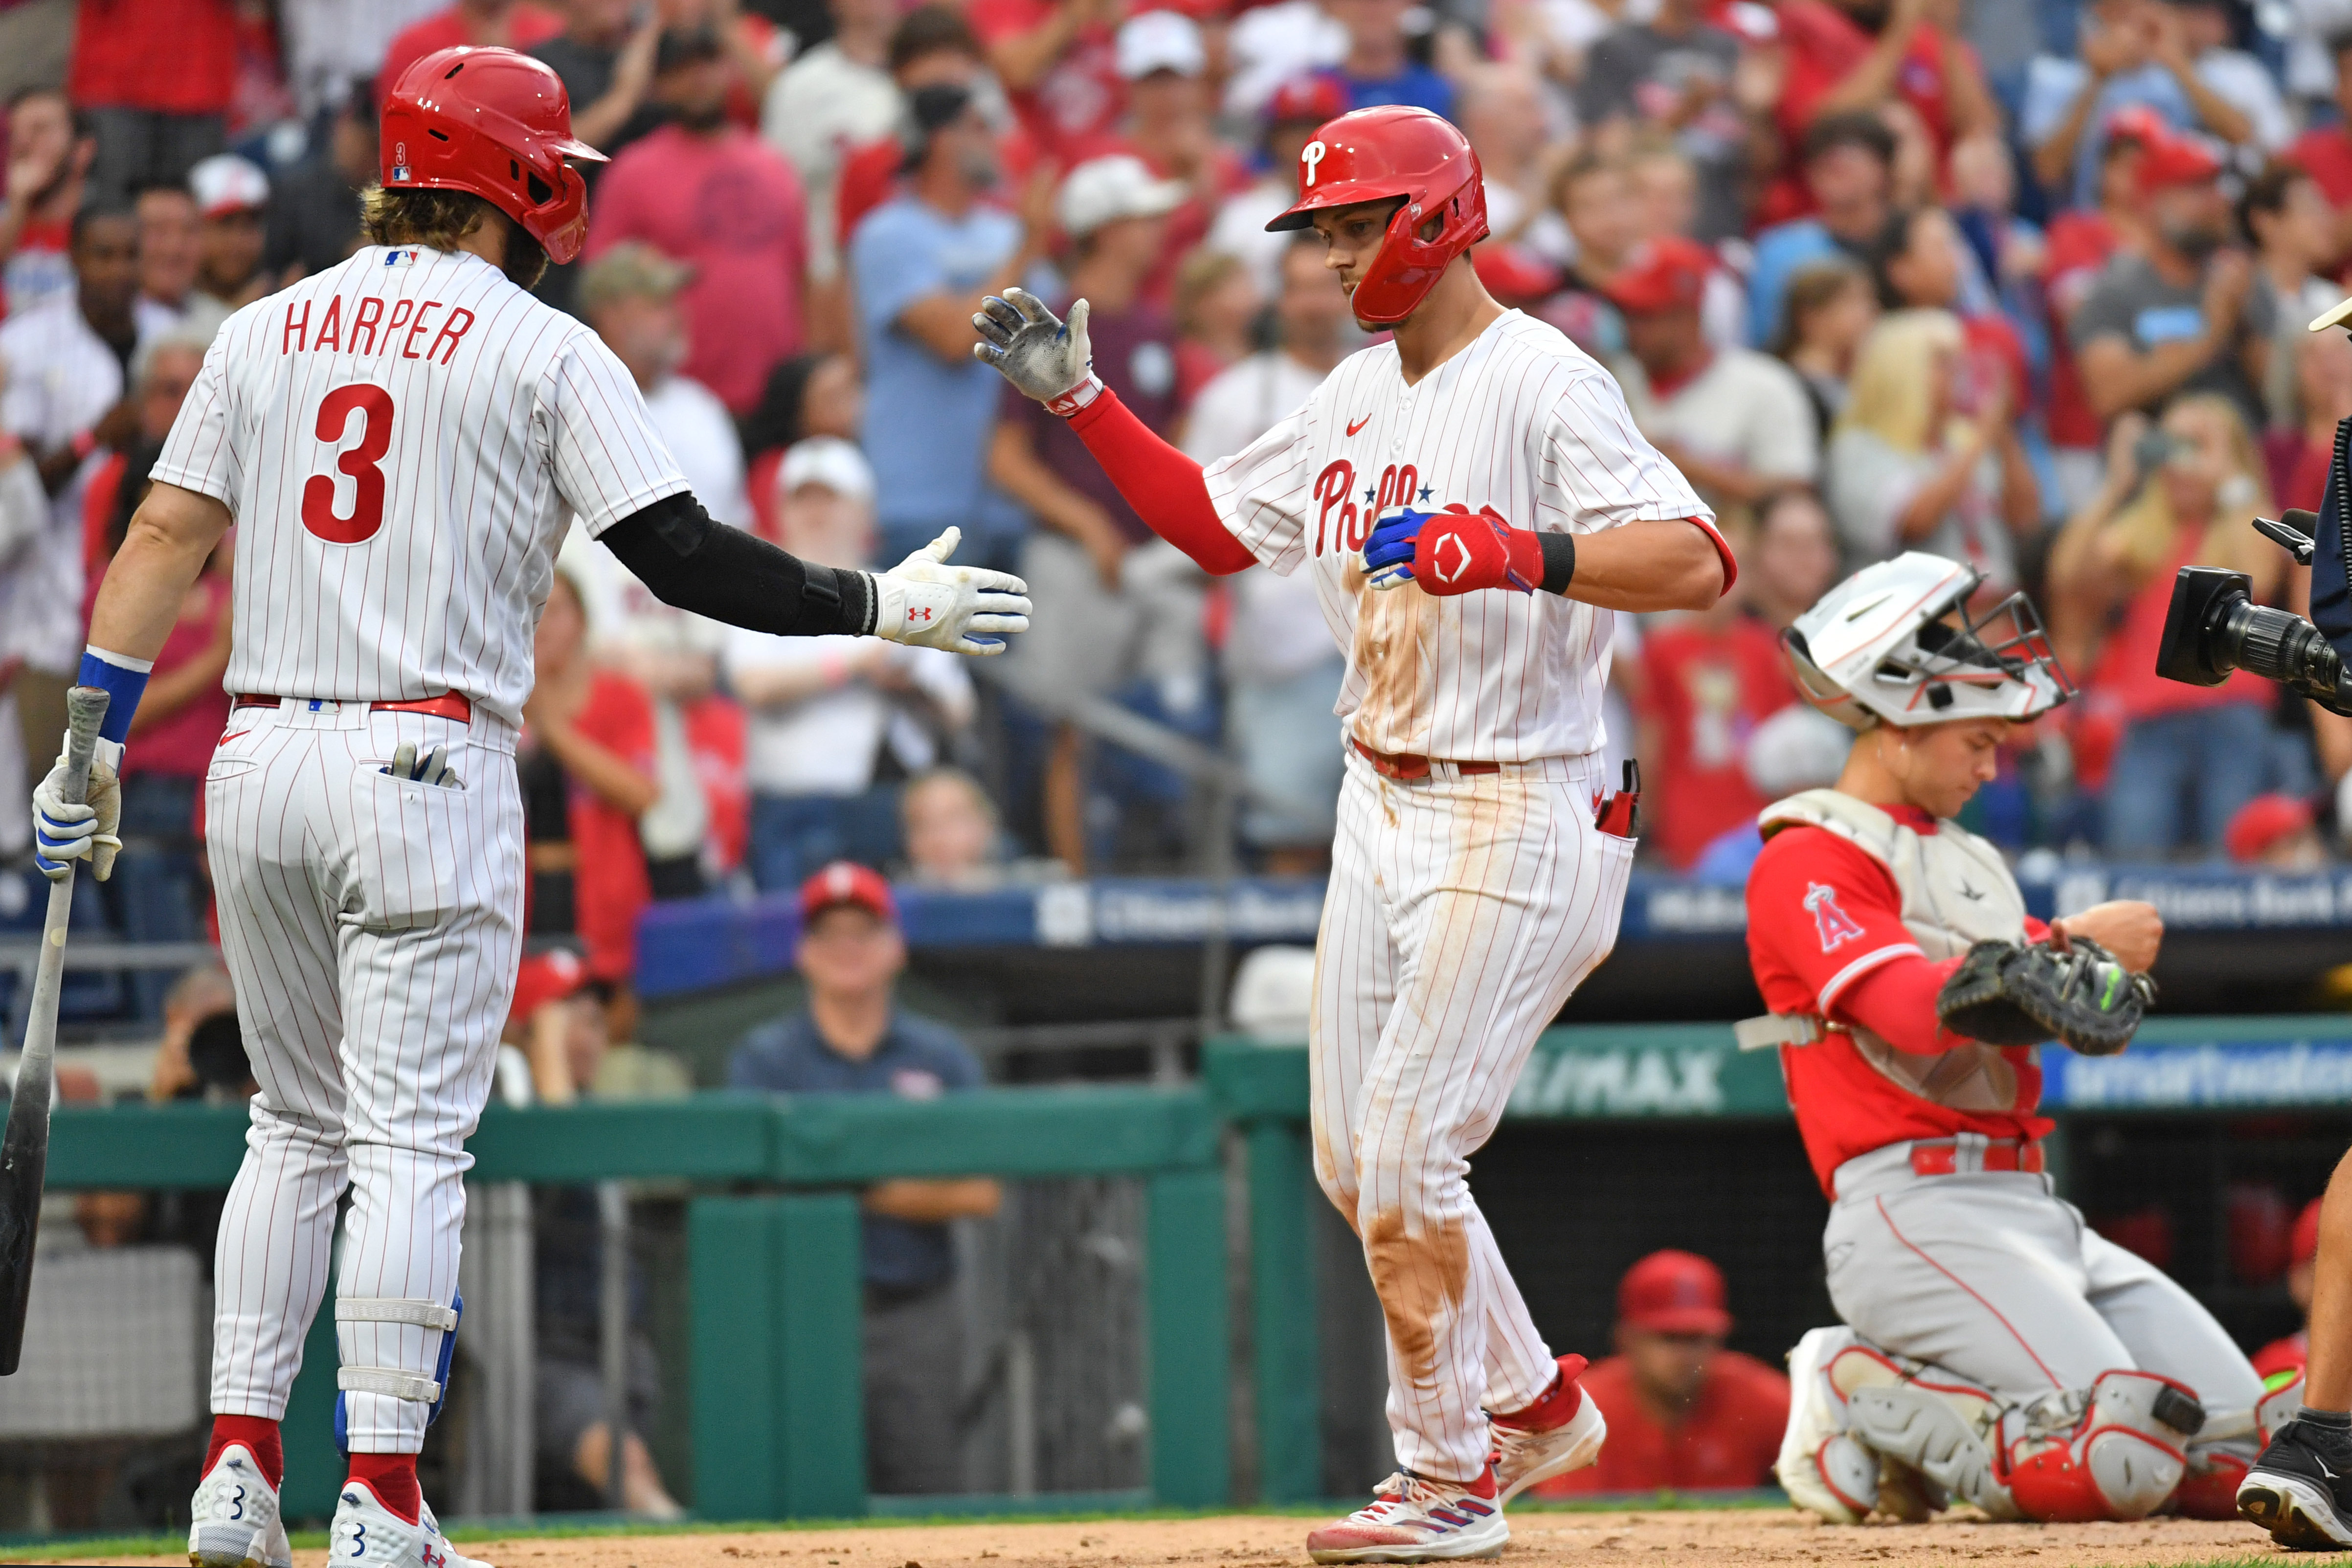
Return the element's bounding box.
[1935,937,2155,1056]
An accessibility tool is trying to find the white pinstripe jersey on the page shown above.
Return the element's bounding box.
[150,245,689,726]
[1203,310,1717,762]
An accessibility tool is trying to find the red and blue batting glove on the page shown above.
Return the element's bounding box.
[1362,503,1543,595]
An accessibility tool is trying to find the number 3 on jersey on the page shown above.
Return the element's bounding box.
[301,384,395,544]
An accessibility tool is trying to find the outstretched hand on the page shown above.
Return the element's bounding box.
[872,526,1034,655]
[972,288,1101,413]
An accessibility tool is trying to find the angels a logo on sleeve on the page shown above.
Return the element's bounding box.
[1804,883,1867,953]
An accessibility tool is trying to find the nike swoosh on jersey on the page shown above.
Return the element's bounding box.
[1346,414,1371,436]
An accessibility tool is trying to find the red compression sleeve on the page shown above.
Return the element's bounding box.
[1831,953,1967,1055]
[1066,389,1256,575]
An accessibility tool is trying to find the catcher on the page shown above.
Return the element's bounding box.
[1744,553,2283,1525]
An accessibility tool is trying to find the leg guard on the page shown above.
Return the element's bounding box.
[1779,1327,1960,1524]
[2171,1378,2298,1520]
[331,1296,461,1456]
[2005,1370,2202,1523]
[1844,1356,2019,1522]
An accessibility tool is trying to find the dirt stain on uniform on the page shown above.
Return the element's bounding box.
[1349,570,1431,758]
[1364,1206,1469,1393]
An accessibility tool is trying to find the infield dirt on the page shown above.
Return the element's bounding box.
[56,1507,2291,1567]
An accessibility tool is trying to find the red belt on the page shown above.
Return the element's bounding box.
[1350,738,1500,781]
[1910,1138,2044,1177]
[234,692,473,723]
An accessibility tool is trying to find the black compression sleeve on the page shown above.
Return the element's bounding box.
[1538,532,1576,596]
[599,492,874,637]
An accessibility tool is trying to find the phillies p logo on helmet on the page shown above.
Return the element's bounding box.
[1301,140,1327,186]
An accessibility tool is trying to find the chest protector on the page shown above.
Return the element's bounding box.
[1750,789,2031,1115]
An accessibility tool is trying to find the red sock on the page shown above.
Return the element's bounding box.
[349,1452,422,1524]
[204,1415,284,1491]
[1493,1354,1589,1431]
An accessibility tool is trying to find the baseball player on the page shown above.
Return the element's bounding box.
[28,47,1028,1568]
[1746,553,2282,1526]
[976,105,1734,1561]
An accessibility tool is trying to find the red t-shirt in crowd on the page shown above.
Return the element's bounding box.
[586,124,808,415]
[1005,300,1180,544]
[2253,1329,2308,1384]
[1759,1,1970,227]
[69,0,238,114]
[558,671,657,984]
[2042,211,2124,449]
[1536,1351,1791,1495]
[970,0,1124,159]
[1747,812,2053,1195]
[684,693,748,874]
[1635,614,1793,871]
[378,3,564,97]
[2291,126,2352,213]
[2085,532,2271,726]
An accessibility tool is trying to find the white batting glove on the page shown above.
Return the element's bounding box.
[383,741,459,787]
[972,288,1104,415]
[870,526,1032,656]
[32,745,121,882]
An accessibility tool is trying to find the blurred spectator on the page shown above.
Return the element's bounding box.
[520,569,659,990]
[2073,131,2269,432]
[263,80,377,286]
[2025,0,2262,209]
[1758,0,1996,231]
[1536,1251,1790,1495]
[131,182,201,331]
[741,349,865,540]
[2254,1197,2324,1383]
[74,963,246,1252]
[2044,109,2161,512]
[973,0,1122,159]
[187,154,271,315]
[1612,237,1819,509]
[2227,792,2329,869]
[1862,204,2030,418]
[1690,700,1856,885]
[509,952,687,1518]
[2286,31,2352,260]
[1185,235,1351,874]
[993,155,1195,872]
[2046,398,2284,855]
[1,199,143,839]
[1462,65,1564,263]
[1172,250,1261,409]
[379,0,565,102]
[143,962,240,1102]
[534,0,661,154]
[1827,309,2038,590]
[728,438,976,890]
[569,242,748,898]
[830,7,1017,259]
[1,88,95,317]
[2169,0,2293,152]
[901,766,1006,886]
[1221,0,1347,124]
[662,0,789,121]
[1745,112,1895,352]
[1573,0,1745,244]
[728,862,1001,1495]
[67,0,235,201]
[2267,326,2352,513]
[764,0,899,331]
[1327,0,1453,117]
[0,390,35,863]
[1204,74,1350,299]
[1773,255,1877,437]
[851,82,1043,569]
[1107,11,1241,302]
[1947,131,2048,353]
[2244,163,2343,432]
[1623,144,1747,349]
[1747,487,1845,632]
[588,26,809,413]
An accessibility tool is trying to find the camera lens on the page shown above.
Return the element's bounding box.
[2219,598,2346,701]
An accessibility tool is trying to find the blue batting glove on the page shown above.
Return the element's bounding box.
[1362,507,1433,591]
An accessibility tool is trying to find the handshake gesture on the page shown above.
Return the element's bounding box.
[869,527,1032,656]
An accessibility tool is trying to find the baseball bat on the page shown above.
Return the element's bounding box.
[0,686,111,1375]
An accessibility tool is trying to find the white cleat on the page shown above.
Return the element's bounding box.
[188,1443,291,1568]
[327,1478,496,1567]
[1776,1325,1880,1524]
[1306,1468,1510,1563]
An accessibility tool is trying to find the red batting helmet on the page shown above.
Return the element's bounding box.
[380,46,607,265]
[1265,105,1488,325]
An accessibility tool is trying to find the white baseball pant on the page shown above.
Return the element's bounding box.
[203,700,522,1453]
[1311,748,1634,1482]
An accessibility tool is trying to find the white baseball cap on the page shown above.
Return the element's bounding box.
[189,154,270,218]
[1117,9,1206,79]
[1057,155,1188,239]
[780,436,874,504]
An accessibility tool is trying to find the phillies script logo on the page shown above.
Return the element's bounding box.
[1804,883,1866,952]
[1314,459,1421,558]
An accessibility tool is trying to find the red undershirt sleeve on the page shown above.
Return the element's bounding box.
[1065,388,1257,576]
[1831,953,1968,1056]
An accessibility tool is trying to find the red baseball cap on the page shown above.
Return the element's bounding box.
[1601,236,1715,316]
[1267,74,1348,128]
[508,947,588,1026]
[2295,1197,2325,1268]
[2103,105,2167,149]
[2136,131,2223,195]
[2225,792,2314,864]
[799,860,899,925]
[1617,1249,1733,1337]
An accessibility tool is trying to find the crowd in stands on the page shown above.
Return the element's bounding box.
[13,0,2352,1020]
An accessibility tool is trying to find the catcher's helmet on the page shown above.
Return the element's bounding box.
[380,46,606,265]
[1265,105,1488,325]
[1783,553,2074,730]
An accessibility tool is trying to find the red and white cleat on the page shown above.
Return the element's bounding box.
[1490,1354,1608,1503]
[1305,1467,1510,1563]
